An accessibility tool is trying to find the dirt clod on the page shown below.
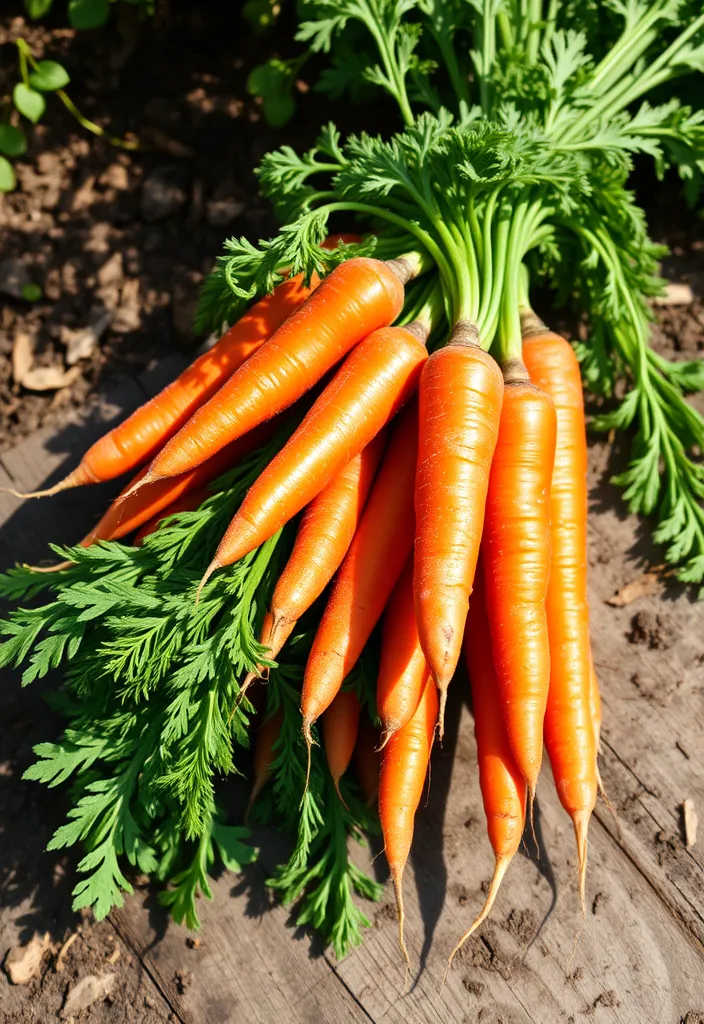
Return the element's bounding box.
[593,990,621,1010]
[173,968,192,995]
[626,610,676,650]
[592,892,609,916]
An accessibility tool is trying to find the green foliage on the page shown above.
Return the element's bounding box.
[29,60,71,91]
[25,0,55,17]
[0,124,28,157]
[199,0,704,584]
[3,428,382,951]
[247,59,300,128]
[68,0,110,29]
[13,83,46,123]
[0,157,16,192]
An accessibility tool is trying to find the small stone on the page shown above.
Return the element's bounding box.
[4,933,52,984]
[206,197,244,227]
[0,258,31,300]
[61,973,116,1017]
[141,166,188,222]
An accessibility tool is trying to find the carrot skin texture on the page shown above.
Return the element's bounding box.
[465,564,526,862]
[257,433,387,668]
[300,404,419,730]
[447,562,527,961]
[482,379,556,795]
[80,420,277,546]
[523,333,597,834]
[379,673,438,967]
[323,689,362,797]
[377,556,428,743]
[208,325,426,570]
[61,275,314,491]
[414,336,503,718]
[143,258,406,483]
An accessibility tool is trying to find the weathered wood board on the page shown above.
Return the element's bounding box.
[1,370,703,1024]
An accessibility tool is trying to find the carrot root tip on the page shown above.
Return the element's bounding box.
[332,776,349,810]
[1,468,85,500]
[391,868,412,975]
[23,559,75,574]
[436,684,448,744]
[527,783,538,853]
[596,764,622,839]
[445,855,511,977]
[194,560,220,606]
[573,809,591,920]
[301,719,315,805]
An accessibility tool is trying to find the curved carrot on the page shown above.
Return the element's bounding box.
[132,258,410,492]
[379,673,438,970]
[353,717,380,806]
[377,556,428,748]
[300,403,420,746]
[133,486,212,545]
[246,707,284,818]
[323,689,362,801]
[523,328,597,909]
[15,276,315,498]
[198,323,426,592]
[482,364,556,802]
[414,323,503,735]
[447,561,526,970]
[241,433,386,695]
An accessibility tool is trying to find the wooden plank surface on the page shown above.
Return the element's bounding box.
[1,372,703,1024]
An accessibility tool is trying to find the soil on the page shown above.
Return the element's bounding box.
[0,1,383,454]
[0,5,703,1024]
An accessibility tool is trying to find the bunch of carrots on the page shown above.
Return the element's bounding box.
[11,237,606,972]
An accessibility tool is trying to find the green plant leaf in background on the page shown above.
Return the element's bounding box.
[21,283,43,302]
[29,61,70,92]
[24,0,54,18]
[68,0,110,30]
[247,59,297,128]
[13,84,46,124]
[0,157,16,192]
[0,124,28,158]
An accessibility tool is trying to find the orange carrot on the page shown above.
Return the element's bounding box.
[133,485,212,545]
[447,561,526,969]
[482,363,556,802]
[379,673,438,969]
[414,324,503,735]
[323,689,362,801]
[89,420,277,546]
[131,257,411,492]
[523,327,597,908]
[300,403,420,747]
[198,323,427,592]
[15,276,315,498]
[246,707,284,818]
[241,433,386,695]
[589,656,602,751]
[353,718,380,806]
[377,556,428,748]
